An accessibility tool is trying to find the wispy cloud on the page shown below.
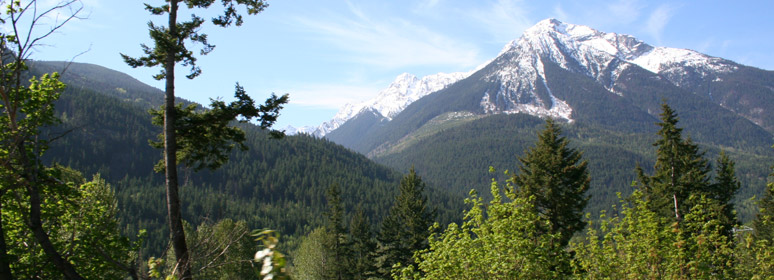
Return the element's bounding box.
[414,0,442,11]
[471,0,533,43]
[293,2,481,70]
[552,4,569,22]
[553,0,645,33]
[643,4,678,44]
[606,0,643,25]
[284,83,383,109]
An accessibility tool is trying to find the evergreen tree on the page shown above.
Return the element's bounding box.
[376,167,436,278]
[710,151,741,238]
[121,1,285,277]
[753,155,774,242]
[324,184,351,280]
[511,119,590,246]
[350,204,377,279]
[636,102,711,220]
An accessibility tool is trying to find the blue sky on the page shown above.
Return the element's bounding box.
[24,0,774,129]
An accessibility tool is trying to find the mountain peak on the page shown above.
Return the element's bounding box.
[526,18,567,33]
[293,70,471,137]
[316,18,747,138]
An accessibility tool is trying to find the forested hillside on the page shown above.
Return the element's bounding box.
[39,62,463,257]
[375,112,773,222]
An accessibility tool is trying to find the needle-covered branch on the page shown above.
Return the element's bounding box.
[149,84,287,171]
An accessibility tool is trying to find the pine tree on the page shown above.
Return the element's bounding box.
[753,157,774,242]
[376,167,436,278]
[350,204,377,280]
[636,102,711,220]
[511,118,590,246]
[710,151,741,238]
[324,184,351,280]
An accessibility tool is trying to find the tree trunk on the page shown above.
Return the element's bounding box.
[28,183,84,280]
[17,134,83,280]
[164,1,191,279]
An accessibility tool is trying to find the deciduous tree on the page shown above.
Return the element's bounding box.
[0,1,85,279]
[398,178,569,280]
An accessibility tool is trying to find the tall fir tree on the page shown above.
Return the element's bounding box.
[121,1,285,277]
[350,204,377,280]
[511,118,590,246]
[710,151,741,238]
[324,184,351,280]
[376,167,436,279]
[753,152,774,242]
[636,102,712,220]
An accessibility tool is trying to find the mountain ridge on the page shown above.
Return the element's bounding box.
[322,18,774,220]
[327,18,773,150]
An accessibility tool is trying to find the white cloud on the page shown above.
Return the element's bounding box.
[292,2,482,70]
[643,4,677,44]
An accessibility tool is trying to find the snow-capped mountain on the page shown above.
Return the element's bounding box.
[326,18,773,155]
[298,71,471,137]
[480,18,739,121]
[299,18,748,137]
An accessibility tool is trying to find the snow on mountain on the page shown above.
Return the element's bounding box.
[297,71,471,137]
[293,18,744,136]
[479,18,738,121]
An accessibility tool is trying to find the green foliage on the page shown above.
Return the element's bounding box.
[122,0,268,80]
[735,235,774,279]
[187,219,257,279]
[571,191,736,279]
[511,119,590,246]
[376,167,436,278]
[398,178,570,280]
[682,194,736,278]
[2,168,136,279]
[0,68,64,175]
[754,158,774,242]
[349,205,378,279]
[252,229,290,280]
[711,151,742,237]
[324,183,352,280]
[149,84,288,171]
[291,227,334,280]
